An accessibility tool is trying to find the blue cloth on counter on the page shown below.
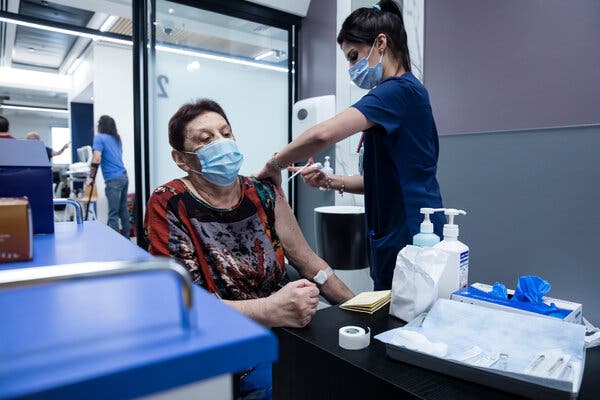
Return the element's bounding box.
[352,72,445,290]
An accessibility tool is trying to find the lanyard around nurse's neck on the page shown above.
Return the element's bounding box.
[356,132,365,153]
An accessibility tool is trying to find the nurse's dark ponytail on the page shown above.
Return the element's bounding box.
[337,0,411,72]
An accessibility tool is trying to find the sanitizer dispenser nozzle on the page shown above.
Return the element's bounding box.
[442,208,466,239]
[419,207,445,233]
[322,156,332,173]
[413,207,444,247]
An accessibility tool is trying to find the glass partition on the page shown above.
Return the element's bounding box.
[149,1,292,198]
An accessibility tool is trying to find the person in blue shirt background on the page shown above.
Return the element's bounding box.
[88,115,130,238]
[258,0,445,290]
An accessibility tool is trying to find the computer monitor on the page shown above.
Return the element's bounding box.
[77,146,93,165]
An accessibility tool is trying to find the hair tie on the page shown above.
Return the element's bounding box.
[372,4,381,10]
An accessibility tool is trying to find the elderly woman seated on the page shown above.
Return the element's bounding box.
[144,99,354,398]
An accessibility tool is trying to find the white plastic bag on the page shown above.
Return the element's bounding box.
[390,245,448,322]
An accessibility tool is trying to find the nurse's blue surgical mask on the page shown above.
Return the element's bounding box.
[183,138,244,186]
[348,41,383,90]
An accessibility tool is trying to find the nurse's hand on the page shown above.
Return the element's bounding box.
[256,161,283,187]
[264,279,319,328]
[288,158,328,189]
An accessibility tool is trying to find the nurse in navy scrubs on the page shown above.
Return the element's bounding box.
[257,0,445,290]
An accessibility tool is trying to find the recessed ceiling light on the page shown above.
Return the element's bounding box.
[168,8,175,14]
[0,15,131,46]
[28,47,35,52]
[254,50,274,60]
[186,60,200,72]
[67,57,82,75]
[0,104,68,113]
[99,16,118,32]
[157,45,288,73]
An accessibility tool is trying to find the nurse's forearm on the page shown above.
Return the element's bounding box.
[327,174,364,195]
[275,124,333,167]
[274,108,371,167]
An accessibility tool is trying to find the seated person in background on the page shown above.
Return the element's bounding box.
[0,115,14,139]
[144,99,354,399]
[26,131,70,161]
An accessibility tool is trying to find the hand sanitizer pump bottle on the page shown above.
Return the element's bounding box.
[413,208,443,247]
[434,208,468,299]
[319,156,334,191]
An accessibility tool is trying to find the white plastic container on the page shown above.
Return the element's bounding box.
[434,209,469,299]
[319,156,334,191]
[413,207,443,247]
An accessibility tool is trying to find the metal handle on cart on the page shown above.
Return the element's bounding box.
[53,198,83,224]
[0,258,195,329]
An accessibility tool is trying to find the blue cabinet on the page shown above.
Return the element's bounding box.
[0,222,277,399]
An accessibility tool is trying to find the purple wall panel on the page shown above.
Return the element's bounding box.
[297,0,337,249]
[424,0,600,134]
[299,0,337,99]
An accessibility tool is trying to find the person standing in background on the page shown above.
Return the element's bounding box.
[0,116,14,139]
[88,115,130,238]
[25,131,70,161]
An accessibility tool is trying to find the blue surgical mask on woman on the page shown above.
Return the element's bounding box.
[348,41,383,90]
[184,138,244,186]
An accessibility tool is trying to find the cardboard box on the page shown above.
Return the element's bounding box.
[0,197,33,263]
[451,282,582,323]
[0,139,54,234]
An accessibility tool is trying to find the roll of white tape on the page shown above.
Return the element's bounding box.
[339,326,370,350]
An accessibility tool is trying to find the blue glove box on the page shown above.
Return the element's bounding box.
[451,282,582,323]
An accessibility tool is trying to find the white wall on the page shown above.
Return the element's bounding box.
[150,51,289,195]
[0,67,70,92]
[70,47,94,101]
[1,112,67,143]
[92,42,134,224]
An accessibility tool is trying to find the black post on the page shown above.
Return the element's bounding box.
[132,0,150,247]
[290,23,300,216]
